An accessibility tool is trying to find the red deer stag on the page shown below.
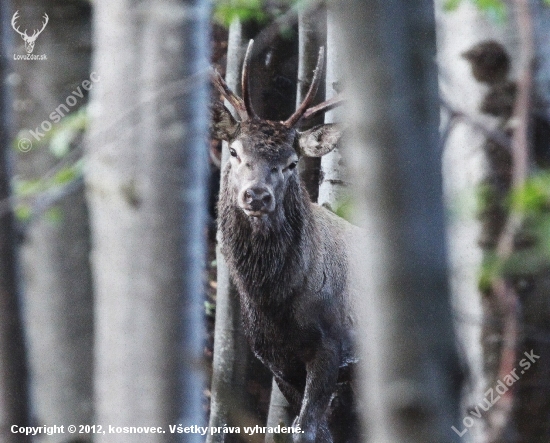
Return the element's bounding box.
[211,40,361,443]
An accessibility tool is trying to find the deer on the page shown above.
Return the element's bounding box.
[211,40,362,443]
[11,11,49,54]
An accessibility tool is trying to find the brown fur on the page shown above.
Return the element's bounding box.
[216,112,359,443]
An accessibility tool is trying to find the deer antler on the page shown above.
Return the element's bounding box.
[302,95,344,121]
[11,11,27,39]
[284,47,325,128]
[241,40,259,121]
[211,68,249,122]
[212,42,339,124]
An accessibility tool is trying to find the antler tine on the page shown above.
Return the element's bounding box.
[302,95,344,121]
[210,67,249,121]
[284,47,325,128]
[241,40,259,120]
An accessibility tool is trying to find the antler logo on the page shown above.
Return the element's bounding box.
[11,11,49,54]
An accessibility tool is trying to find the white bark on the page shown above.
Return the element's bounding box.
[434,3,516,441]
[317,8,347,212]
[207,20,252,443]
[87,1,209,440]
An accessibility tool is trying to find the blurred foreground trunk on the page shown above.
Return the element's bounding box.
[334,0,462,441]
[87,0,209,440]
[13,1,94,436]
[0,2,29,440]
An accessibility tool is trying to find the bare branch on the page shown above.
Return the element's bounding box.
[439,96,512,148]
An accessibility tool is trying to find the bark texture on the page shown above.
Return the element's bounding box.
[87,1,209,440]
[335,0,462,441]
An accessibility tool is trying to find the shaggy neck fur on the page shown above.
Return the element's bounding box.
[219,165,314,304]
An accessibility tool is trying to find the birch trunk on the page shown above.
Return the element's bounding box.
[87,0,209,440]
[208,20,261,443]
[434,2,514,441]
[437,1,550,441]
[317,7,347,213]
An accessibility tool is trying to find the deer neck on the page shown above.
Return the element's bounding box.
[219,170,314,292]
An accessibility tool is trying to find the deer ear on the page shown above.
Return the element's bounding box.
[210,100,240,141]
[297,124,341,157]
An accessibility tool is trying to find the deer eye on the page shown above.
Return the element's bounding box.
[288,161,298,170]
[229,148,237,157]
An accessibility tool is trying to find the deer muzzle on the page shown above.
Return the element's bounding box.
[240,186,274,216]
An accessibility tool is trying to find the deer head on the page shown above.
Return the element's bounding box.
[12,11,49,54]
[212,40,342,219]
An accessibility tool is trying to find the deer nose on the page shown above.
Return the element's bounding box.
[244,187,272,211]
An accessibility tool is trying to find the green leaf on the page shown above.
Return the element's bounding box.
[52,164,80,186]
[14,204,32,221]
[44,206,63,225]
[332,195,354,222]
[50,127,77,158]
[510,172,550,214]
[444,0,462,11]
[204,301,216,317]
[478,252,501,293]
[214,0,267,26]
[544,0,550,6]
[444,0,507,21]
[47,108,88,157]
[473,0,507,21]
[13,177,44,197]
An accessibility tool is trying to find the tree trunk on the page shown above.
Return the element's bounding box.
[295,6,325,202]
[12,0,93,437]
[502,2,550,441]
[334,0,462,441]
[0,2,30,440]
[437,2,550,441]
[208,20,249,443]
[317,7,348,214]
[87,0,209,440]
[208,19,271,443]
[434,2,514,441]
